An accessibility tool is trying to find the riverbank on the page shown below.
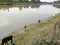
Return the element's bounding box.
[0,2,54,5]
[8,13,60,45]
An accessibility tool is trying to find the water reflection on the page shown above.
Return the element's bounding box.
[0,4,60,11]
[0,4,40,11]
[0,4,60,38]
[53,4,60,8]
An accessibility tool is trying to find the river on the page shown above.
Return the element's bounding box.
[0,4,60,39]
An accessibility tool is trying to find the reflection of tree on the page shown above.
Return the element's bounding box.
[0,5,12,11]
[31,4,40,8]
[53,4,60,8]
[54,1,60,4]
[0,3,41,11]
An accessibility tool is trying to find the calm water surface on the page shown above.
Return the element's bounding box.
[0,4,60,38]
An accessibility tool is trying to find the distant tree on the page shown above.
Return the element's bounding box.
[31,0,40,3]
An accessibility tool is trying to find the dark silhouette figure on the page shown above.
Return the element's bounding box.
[1,35,13,45]
[59,24,60,28]
[24,25,27,28]
[59,24,60,30]
[38,20,41,22]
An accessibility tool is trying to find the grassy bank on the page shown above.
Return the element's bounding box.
[0,13,60,45]
[8,13,60,45]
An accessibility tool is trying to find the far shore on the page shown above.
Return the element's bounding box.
[0,2,59,5]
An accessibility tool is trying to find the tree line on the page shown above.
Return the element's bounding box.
[0,0,41,3]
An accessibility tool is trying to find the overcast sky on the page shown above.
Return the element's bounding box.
[40,0,57,2]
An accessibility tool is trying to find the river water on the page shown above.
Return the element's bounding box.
[0,4,60,38]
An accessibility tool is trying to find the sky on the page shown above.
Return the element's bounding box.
[40,0,57,2]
